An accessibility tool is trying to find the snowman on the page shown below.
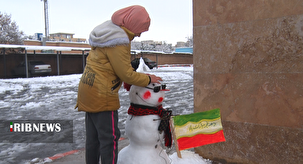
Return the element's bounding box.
[118,58,172,164]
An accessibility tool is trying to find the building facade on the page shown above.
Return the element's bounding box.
[193,0,303,163]
[49,32,87,43]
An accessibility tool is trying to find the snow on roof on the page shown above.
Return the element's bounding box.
[0,44,91,51]
[50,32,75,35]
[131,50,165,54]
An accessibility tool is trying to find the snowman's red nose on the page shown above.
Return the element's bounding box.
[158,97,163,103]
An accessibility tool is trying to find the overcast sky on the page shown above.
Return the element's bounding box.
[0,0,193,45]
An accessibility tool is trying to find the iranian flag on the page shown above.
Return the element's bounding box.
[171,108,226,151]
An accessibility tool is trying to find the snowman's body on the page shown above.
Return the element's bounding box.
[117,83,171,164]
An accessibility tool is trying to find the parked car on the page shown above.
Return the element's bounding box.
[131,58,157,70]
[13,61,52,77]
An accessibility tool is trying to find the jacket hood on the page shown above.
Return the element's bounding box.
[89,20,134,47]
[111,5,150,34]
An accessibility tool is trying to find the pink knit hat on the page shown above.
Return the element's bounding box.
[111,5,151,34]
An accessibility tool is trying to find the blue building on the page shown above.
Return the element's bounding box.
[175,47,193,54]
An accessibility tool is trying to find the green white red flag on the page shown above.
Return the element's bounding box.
[171,108,226,151]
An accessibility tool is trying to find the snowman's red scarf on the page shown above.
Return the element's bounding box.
[128,103,172,148]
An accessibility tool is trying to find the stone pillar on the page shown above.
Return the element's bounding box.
[193,0,303,163]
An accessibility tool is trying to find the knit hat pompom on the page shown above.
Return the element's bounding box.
[111,5,151,34]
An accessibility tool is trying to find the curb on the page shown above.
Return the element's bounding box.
[43,137,126,163]
[44,149,84,162]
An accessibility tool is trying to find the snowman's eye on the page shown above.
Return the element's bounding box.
[143,91,151,99]
[145,84,166,93]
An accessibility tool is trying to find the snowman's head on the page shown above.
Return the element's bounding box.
[127,57,170,107]
[129,83,169,107]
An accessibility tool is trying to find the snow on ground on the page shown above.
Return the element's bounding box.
[170,151,212,164]
[0,67,210,164]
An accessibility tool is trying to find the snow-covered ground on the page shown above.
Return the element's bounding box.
[0,66,209,164]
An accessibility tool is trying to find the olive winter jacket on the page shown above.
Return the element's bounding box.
[75,20,150,112]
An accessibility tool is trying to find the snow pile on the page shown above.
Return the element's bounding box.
[136,57,151,72]
[170,150,211,164]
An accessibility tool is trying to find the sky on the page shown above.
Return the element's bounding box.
[0,0,193,45]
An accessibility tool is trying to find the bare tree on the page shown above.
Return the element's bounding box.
[185,36,193,47]
[0,12,24,45]
[131,41,174,53]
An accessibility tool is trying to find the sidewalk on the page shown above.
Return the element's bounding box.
[47,138,130,164]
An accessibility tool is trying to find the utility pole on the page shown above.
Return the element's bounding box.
[41,0,49,42]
